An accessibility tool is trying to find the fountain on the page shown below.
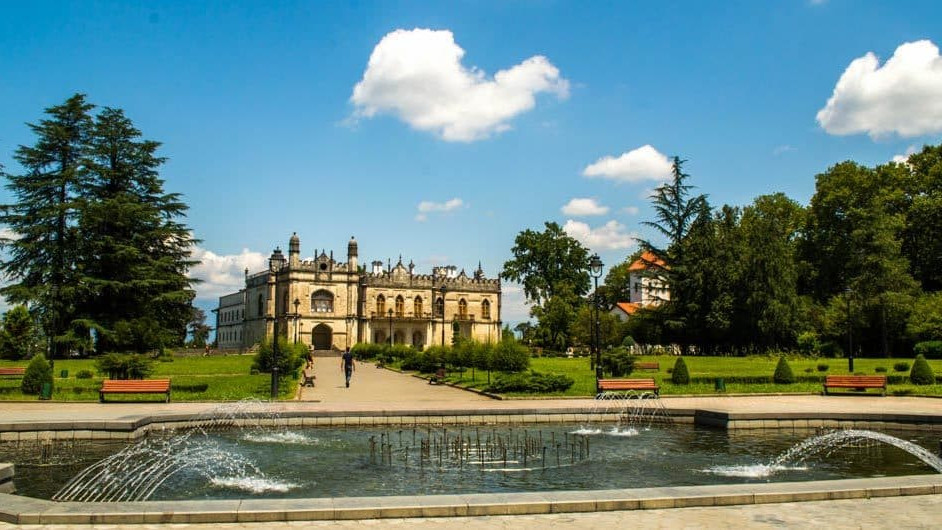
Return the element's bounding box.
[573,390,671,435]
[706,429,942,478]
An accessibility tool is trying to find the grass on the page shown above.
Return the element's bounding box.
[0,355,296,401]
[428,355,942,398]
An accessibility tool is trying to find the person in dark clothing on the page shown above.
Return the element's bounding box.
[341,348,355,388]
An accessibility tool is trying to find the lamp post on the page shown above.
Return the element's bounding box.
[845,287,854,373]
[270,294,279,400]
[440,285,447,346]
[388,307,394,345]
[589,254,604,395]
[293,298,300,344]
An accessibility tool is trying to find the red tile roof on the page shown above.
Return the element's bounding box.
[614,302,641,315]
[628,251,667,271]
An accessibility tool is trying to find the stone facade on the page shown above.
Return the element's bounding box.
[214,291,245,349]
[217,234,502,351]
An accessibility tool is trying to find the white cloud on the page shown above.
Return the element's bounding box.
[773,144,796,156]
[582,145,673,183]
[563,219,637,251]
[892,145,918,164]
[500,283,532,325]
[816,40,942,138]
[415,197,464,222]
[189,247,267,301]
[351,28,569,142]
[622,206,640,215]
[561,197,609,216]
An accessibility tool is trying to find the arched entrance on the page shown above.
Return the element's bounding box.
[412,331,424,349]
[312,324,332,350]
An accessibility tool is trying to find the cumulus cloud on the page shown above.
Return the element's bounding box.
[351,28,569,142]
[561,197,609,216]
[893,145,918,164]
[563,219,637,251]
[816,40,942,138]
[188,247,267,301]
[582,145,673,183]
[500,283,532,325]
[415,197,464,222]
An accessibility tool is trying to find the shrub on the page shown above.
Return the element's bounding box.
[21,353,53,395]
[875,366,887,373]
[671,357,689,385]
[773,356,795,384]
[804,367,813,373]
[817,341,842,358]
[909,354,936,385]
[491,339,530,373]
[252,338,306,379]
[913,341,942,359]
[816,363,829,372]
[601,348,636,377]
[485,371,574,393]
[75,369,94,379]
[893,361,910,372]
[95,353,155,380]
[797,331,819,355]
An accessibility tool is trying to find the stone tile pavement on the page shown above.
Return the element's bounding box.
[3,495,940,529]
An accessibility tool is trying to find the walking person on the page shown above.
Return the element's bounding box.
[341,347,355,388]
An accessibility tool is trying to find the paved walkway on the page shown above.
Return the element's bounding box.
[297,356,489,404]
[3,495,941,529]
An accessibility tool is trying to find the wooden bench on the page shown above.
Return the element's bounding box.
[635,362,660,372]
[0,367,26,377]
[302,368,316,388]
[823,375,886,396]
[100,379,171,402]
[597,378,660,397]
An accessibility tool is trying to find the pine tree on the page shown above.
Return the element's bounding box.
[0,94,94,357]
[77,107,198,353]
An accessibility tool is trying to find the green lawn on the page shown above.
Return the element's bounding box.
[436,355,942,397]
[0,355,297,401]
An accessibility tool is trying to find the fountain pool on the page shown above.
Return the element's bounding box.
[2,424,940,502]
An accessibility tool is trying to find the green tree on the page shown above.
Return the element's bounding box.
[907,292,942,342]
[0,94,94,357]
[21,353,53,395]
[187,307,212,348]
[570,303,624,349]
[595,250,641,308]
[900,144,942,291]
[502,221,591,306]
[76,107,197,352]
[0,305,38,360]
[529,284,581,349]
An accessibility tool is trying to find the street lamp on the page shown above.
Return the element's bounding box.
[387,307,394,345]
[439,285,447,346]
[270,294,279,401]
[845,287,854,373]
[589,254,604,395]
[293,298,300,344]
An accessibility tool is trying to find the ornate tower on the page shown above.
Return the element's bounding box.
[288,232,300,268]
[347,236,358,271]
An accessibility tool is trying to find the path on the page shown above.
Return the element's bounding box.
[297,357,489,404]
[3,494,940,529]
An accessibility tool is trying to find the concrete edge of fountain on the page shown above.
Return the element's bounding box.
[0,475,940,524]
[2,406,942,440]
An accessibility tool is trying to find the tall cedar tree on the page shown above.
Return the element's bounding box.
[0,94,94,357]
[638,157,707,352]
[77,107,198,353]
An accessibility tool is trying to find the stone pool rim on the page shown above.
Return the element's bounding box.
[0,475,940,524]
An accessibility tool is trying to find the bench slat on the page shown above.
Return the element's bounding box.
[823,375,886,396]
[598,379,660,396]
[0,368,26,376]
[100,379,171,402]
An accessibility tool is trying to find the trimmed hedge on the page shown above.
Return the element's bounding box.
[773,356,795,384]
[671,357,689,385]
[910,354,935,385]
[893,362,910,372]
[914,341,942,359]
[485,371,574,393]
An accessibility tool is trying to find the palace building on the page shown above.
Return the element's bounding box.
[214,234,502,351]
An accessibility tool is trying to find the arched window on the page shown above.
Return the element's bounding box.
[283,292,289,315]
[435,297,444,317]
[257,294,264,317]
[395,295,404,317]
[482,299,491,319]
[311,290,334,313]
[458,298,468,318]
[414,296,423,317]
[376,294,385,316]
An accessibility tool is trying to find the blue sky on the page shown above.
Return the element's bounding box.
[1,0,941,326]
